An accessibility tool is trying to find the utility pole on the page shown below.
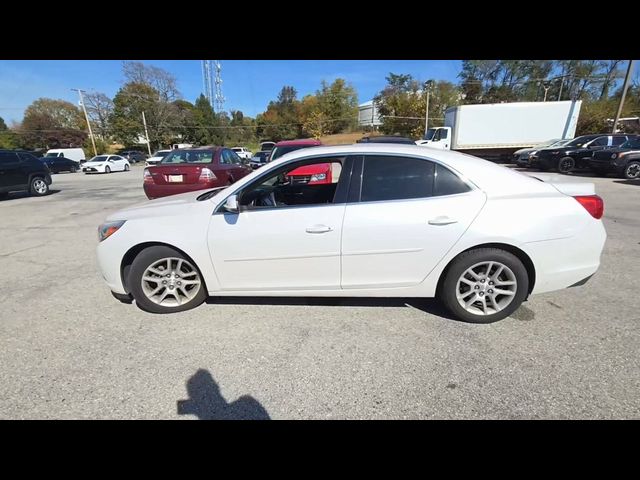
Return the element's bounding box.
[424,85,431,137]
[141,111,152,156]
[72,88,97,156]
[558,76,565,101]
[543,83,551,102]
[612,60,635,134]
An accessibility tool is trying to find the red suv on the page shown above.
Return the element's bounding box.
[143,146,252,199]
[270,139,330,184]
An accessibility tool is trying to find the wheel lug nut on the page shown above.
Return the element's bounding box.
[166,274,170,278]
[488,289,493,294]
[480,279,485,283]
[474,285,479,289]
[162,280,167,284]
[489,281,493,285]
[479,292,484,296]
[177,281,181,285]
[169,285,174,290]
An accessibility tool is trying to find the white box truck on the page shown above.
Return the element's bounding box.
[416,100,582,162]
[43,148,86,163]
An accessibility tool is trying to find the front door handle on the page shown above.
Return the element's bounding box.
[306,225,333,234]
[428,216,458,226]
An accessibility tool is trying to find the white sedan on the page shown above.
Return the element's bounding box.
[83,155,130,174]
[231,147,252,160]
[96,144,606,323]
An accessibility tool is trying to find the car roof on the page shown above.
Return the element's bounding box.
[258,143,553,198]
[275,139,322,147]
[357,135,416,144]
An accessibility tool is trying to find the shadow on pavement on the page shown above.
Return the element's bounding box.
[206,296,460,321]
[0,189,61,202]
[613,179,640,186]
[177,369,271,420]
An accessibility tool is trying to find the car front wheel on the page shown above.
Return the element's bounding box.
[105,166,111,174]
[558,157,575,174]
[128,246,207,314]
[439,248,529,323]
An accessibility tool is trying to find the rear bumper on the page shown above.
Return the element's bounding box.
[526,219,606,295]
[143,181,222,199]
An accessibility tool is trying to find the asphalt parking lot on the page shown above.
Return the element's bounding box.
[0,165,639,419]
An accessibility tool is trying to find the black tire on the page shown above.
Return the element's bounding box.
[124,164,130,171]
[557,156,575,174]
[105,166,111,174]
[623,161,640,180]
[29,176,49,196]
[438,248,529,324]
[128,245,207,314]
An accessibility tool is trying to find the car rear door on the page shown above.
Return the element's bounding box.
[340,155,486,289]
[0,151,27,190]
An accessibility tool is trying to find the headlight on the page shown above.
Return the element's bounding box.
[611,153,617,159]
[98,220,126,242]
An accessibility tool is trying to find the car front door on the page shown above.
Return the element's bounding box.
[0,152,27,190]
[109,156,125,171]
[340,155,486,289]
[207,155,352,291]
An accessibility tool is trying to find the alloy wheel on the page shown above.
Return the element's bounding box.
[140,257,202,308]
[456,261,517,316]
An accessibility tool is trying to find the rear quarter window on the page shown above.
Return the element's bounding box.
[434,164,471,196]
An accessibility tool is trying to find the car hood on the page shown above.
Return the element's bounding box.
[105,187,227,222]
[514,147,534,155]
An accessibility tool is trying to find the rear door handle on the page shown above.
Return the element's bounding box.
[428,216,458,226]
[306,225,333,234]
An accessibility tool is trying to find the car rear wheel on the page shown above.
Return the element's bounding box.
[624,161,640,180]
[29,177,49,196]
[558,157,575,174]
[105,166,111,174]
[439,248,529,323]
[128,246,207,314]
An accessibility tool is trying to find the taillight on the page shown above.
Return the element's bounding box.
[574,195,604,219]
[143,168,153,184]
[199,167,217,182]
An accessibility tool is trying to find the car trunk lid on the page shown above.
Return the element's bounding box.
[147,164,206,185]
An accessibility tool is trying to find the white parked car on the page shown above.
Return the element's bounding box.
[231,147,252,160]
[82,155,130,174]
[145,150,172,166]
[96,144,606,323]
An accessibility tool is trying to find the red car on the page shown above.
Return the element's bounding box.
[143,146,252,199]
[270,139,330,184]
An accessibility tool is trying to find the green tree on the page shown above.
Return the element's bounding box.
[0,116,7,131]
[19,98,86,149]
[0,116,18,149]
[314,78,358,134]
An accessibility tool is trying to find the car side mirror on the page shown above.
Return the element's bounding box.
[223,194,239,213]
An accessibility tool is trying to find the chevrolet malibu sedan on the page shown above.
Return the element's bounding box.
[97,144,606,323]
[143,146,252,199]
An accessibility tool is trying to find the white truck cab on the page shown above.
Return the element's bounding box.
[416,127,451,150]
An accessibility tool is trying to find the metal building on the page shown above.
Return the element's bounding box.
[358,100,382,128]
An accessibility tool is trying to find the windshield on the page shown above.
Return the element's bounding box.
[270,145,317,161]
[161,149,214,164]
[549,139,572,147]
[89,155,108,162]
[566,136,597,148]
[621,138,640,149]
[424,128,438,141]
[231,148,242,152]
[152,151,170,158]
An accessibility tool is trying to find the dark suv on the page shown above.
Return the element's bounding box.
[589,136,640,179]
[120,150,148,164]
[0,150,52,198]
[531,134,632,174]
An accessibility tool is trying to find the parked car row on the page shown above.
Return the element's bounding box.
[518,133,640,179]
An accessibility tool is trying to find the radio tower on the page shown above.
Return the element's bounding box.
[201,60,214,108]
[214,60,225,114]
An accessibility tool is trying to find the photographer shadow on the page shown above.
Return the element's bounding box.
[177,369,270,420]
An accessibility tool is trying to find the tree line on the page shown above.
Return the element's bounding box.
[1,60,638,154]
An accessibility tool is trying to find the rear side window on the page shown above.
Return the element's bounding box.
[18,152,37,162]
[434,164,470,196]
[612,136,627,146]
[361,156,434,202]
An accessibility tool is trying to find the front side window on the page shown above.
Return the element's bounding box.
[239,157,345,209]
[361,156,435,202]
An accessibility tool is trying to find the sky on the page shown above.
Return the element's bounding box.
[0,60,462,124]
